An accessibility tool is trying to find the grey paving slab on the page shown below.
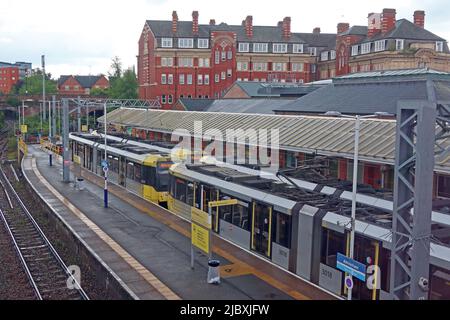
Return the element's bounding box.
[25,146,295,300]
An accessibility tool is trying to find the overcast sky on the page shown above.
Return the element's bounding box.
[1,0,449,78]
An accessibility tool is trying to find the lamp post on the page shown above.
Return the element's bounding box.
[324,111,392,301]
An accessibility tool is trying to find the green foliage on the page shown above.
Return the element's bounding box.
[6,96,20,107]
[0,111,5,128]
[91,87,109,97]
[108,68,138,99]
[17,74,57,95]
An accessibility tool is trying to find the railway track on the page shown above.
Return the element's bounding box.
[0,164,89,300]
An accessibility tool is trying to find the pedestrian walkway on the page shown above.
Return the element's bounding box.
[22,145,336,300]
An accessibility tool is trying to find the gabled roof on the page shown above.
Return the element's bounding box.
[146,20,330,44]
[177,98,215,111]
[359,19,446,43]
[58,75,107,88]
[275,69,450,115]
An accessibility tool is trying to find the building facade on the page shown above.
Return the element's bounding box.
[57,75,109,95]
[0,61,32,94]
[138,9,450,109]
[138,11,334,109]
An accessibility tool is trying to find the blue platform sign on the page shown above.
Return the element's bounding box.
[101,160,108,169]
[336,253,366,282]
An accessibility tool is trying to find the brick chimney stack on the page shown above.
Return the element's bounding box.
[172,11,178,33]
[192,11,199,35]
[313,27,321,35]
[381,8,396,34]
[414,10,425,28]
[245,15,253,38]
[209,19,216,26]
[367,12,381,38]
[337,22,350,34]
[282,17,291,39]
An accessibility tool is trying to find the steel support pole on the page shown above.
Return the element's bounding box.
[62,99,70,182]
[52,96,56,138]
[347,115,360,301]
[77,96,81,132]
[104,102,108,208]
[48,100,51,137]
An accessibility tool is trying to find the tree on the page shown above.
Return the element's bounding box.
[16,73,57,95]
[109,68,138,99]
[91,87,109,97]
[108,56,122,85]
[5,96,20,107]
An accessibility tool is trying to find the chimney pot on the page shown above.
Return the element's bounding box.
[192,11,199,35]
[172,11,178,33]
[282,16,291,39]
[414,10,425,28]
[381,8,396,34]
[337,22,350,34]
[210,19,216,25]
[245,15,253,38]
[313,27,321,34]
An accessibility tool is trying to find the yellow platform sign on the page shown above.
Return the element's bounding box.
[208,199,238,208]
[191,207,211,229]
[74,155,81,165]
[20,124,28,134]
[81,125,88,132]
[191,223,209,254]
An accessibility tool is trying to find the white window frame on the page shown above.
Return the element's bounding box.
[239,43,249,52]
[308,47,317,56]
[272,62,286,72]
[330,50,336,60]
[179,57,193,67]
[215,52,220,64]
[161,74,167,84]
[221,71,226,80]
[361,43,371,54]
[253,43,268,53]
[168,95,173,104]
[161,38,173,48]
[161,95,166,104]
[293,44,304,53]
[396,39,404,51]
[198,74,203,85]
[436,41,444,52]
[321,51,329,61]
[178,38,193,48]
[273,43,287,53]
[215,74,219,83]
[237,61,248,71]
[253,62,267,71]
[168,74,173,84]
[179,74,185,85]
[198,38,209,49]
[351,45,359,56]
[227,50,233,60]
[227,69,232,77]
[374,40,386,52]
[187,74,193,85]
[204,74,210,85]
[292,63,304,72]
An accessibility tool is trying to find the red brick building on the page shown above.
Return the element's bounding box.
[138,9,450,109]
[138,11,333,109]
[58,75,109,95]
[0,66,20,94]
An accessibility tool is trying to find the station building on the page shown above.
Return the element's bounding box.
[137,8,450,109]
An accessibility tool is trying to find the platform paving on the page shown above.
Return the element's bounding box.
[22,145,336,300]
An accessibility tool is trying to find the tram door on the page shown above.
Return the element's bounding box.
[251,202,272,258]
[118,156,126,187]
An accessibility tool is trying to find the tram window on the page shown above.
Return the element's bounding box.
[379,246,390,292]
[126,162,135,179]
[156,161,172,190]
[232,203,249,230]
[186,182,194,206]
[273,211,291,248]
[320,228,346,266]
[134,163,142,182]
[175,178,187,202]
[437,174,450,198]
[430,267,450,300]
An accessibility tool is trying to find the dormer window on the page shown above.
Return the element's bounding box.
[361,43,371,54]
[330,50,336,60]
[436,41,444,52]
[293,44,304,54]
[374,40,386,52]
[308,47,317,56]
[161,38,173,48]
[321,51,329,61]
[198,38,209,49]
[396,39,404,51]
[273,43,287,53]
[351,45,359,56]
[253,43,268,53]
[238,43,249,52]
[178,38,193,48]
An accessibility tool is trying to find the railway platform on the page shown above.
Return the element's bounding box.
[22,145,336,300]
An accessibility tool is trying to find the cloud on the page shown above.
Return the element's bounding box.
[1,0,449,78]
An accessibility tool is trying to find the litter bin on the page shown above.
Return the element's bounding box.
[77,178,85,191]
[207,259,220,284]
